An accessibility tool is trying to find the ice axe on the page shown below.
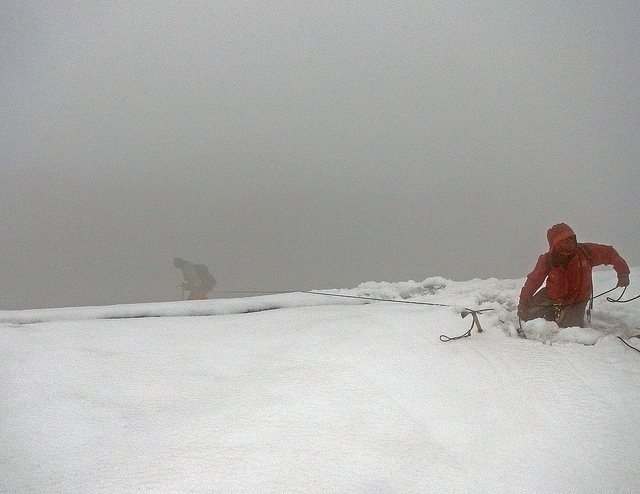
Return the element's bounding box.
[440,308,494,342]
[461,308,484,333]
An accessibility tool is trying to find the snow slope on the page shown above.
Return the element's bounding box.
[2,269,639,493]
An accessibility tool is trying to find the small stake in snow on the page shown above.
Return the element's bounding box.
[440,308,493,342]
[462,309,483,333]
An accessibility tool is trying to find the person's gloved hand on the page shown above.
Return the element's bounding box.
[617,274,630,287]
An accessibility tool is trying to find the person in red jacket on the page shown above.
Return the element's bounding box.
[173,257,216,300]
[518,223,630,328]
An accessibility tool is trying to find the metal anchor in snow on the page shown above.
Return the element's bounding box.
[439,308,494,342]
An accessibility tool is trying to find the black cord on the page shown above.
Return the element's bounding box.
[218,290,496,341]
[309,291,451,307]
[618,336,640,354]
[217,290,453,307]
[592,286,619,300]
[440,327,472,342]
[605,286,627,303]
[608,292,640,303]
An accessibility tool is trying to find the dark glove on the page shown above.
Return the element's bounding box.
[617,274,630,287]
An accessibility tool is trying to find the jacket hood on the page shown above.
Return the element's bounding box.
[547,223,576,250]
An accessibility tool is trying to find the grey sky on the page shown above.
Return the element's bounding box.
[2,1,639,309]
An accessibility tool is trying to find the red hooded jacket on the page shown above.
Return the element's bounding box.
[519,223,630,306]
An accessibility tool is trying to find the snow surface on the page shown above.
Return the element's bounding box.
[2,268,640,493]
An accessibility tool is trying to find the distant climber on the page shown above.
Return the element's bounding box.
[518,223,629,328]
[173,257,216,300]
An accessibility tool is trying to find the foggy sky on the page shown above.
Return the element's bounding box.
[2,1,639,309]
